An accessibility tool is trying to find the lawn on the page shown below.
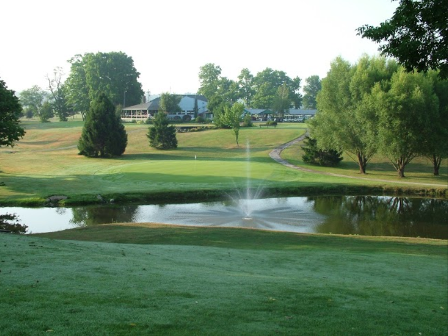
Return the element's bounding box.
[1,120,447,335]
[1,226,446,335]
[0,119,446,205]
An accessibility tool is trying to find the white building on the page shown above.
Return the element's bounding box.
[121,94,209,121]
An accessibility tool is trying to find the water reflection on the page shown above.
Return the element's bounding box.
[310,196,448,238]
[70,205,139,226]
[1,196,447,239]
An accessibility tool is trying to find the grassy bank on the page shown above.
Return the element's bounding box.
[1,225,446,335]
[0,120,446,206]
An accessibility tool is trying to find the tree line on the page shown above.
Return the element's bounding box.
[310,55,448,178]
[18,52,144,122]
[197,63,322,113]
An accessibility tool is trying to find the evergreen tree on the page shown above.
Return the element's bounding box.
[147,111,177,150]
[301,136,343,167]
[0,79,25,148]
[78,93,127,157]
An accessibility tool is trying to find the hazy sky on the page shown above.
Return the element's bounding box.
[1,0,398,95]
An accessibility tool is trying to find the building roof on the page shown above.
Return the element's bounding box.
[244,108,273,115]
[123,94,208,111]
[122,102,150,111]
[286,109,317,115]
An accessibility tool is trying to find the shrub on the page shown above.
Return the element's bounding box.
[301,136,343,166]
[242,114,254,127]
[182,115,192,122]
[195,116,205,123]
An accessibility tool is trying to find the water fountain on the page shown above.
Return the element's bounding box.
[163,139,321,232]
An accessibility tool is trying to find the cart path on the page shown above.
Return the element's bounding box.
[269,131,447,188]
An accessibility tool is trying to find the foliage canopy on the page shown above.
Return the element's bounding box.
[0,79,25,147]
[357,0,448,78]
[66,52,143,119]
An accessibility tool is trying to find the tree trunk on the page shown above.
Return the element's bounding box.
[396,158,406,178]
[357,153,367,174]
[432,154,441,176]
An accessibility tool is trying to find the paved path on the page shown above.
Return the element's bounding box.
[269,132,447,188]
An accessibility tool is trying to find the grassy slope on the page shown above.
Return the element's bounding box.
[1,227,447,335]
[0,120,446,205]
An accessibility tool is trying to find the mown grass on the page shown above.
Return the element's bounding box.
[281,140,448,185]
[0,119,446,205]
[2,119,447,335]
[1,226,446,335]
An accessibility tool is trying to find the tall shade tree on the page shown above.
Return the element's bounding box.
[272,83,290,117]
[375,68,439,177]
[423,71,448,175]
[198,63,222,101]
[251,68,302,110]
[19,85,48,120]
[357,0,448,78]
[66,52,143,119]
[148,111,177,150]
[312,56,397,174]
[302,75,322,109]
[65,55,90,120]
[237,68,255,107]
[46,67,69,121]
[78,93,127,157]
[0,79,25,148]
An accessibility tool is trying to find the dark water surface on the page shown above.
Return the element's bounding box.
[2,196,447,239]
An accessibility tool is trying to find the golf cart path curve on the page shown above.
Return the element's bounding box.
[269,131,447,188]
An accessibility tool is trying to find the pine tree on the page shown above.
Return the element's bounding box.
[147,111,177,149]
[301,136,343,167]
[78,93,127,157]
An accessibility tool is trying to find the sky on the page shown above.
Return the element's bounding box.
[1,0,398,96]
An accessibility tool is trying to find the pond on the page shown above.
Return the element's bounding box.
[2,196,447,239]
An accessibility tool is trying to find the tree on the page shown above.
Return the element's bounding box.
[198,63,222,100]
[66,52,143,119]
[357,0,448,78]
[251,68,301,110]
[301,136,343,167]
[19,85,47,120]
[312,55,397,174]
[39,101,54,122]
[218,77,239,103]
[47,67,69,121]
[0,79,25,148]
[78,93,127,157]
[375,68,438,177]
[237,68,255,107]
[211,100,230,129]
[159,93,181,114]
[193,97,199,119]
[65,55,90,120]
[423,71,448,175]
[272,83,290,117]
[222,102,244,146]
[302,75,322,109]
[148,111,177,150]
